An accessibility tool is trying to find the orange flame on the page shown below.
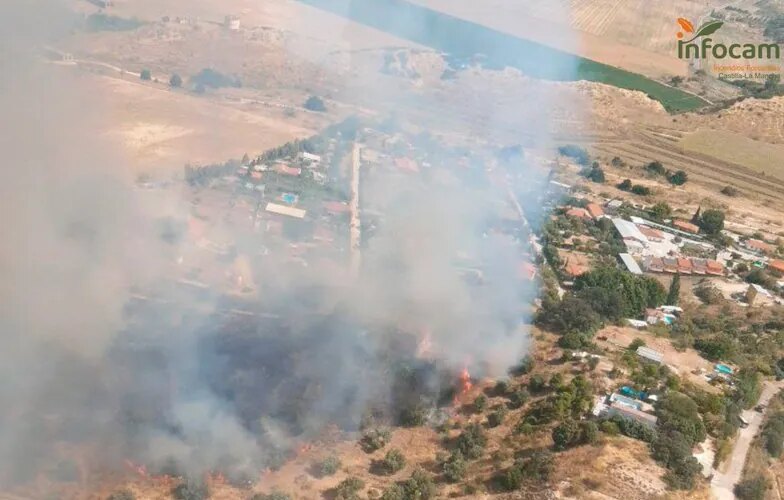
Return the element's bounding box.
[452,366,473,406]
[124,459,147,477]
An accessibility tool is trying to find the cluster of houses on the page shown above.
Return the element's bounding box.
[641,255,725,276]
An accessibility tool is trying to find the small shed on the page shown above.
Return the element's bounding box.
[636,346,664,364]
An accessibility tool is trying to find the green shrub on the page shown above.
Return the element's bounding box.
[455,423,487,459]
[379,449,407,474]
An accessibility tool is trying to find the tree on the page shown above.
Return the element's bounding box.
[487,405,508,427]
[573,266,666,319]
[379,449,407,474]
[315,455,341,477]
[651,430,702,489]
[169,73,183,88]
[667,274,681,305]
[734,476,769,500]
[140,69,151,81]
[668,170,688,185]
[611,156,624,167]
[508,387,530,409]
[581,421,599,444]
[473,394,488,413]
[552,419,580,451]
[502,450,553,489]
[536,295,601,335]
[656,392,706,445]
[528,374,547,394]
[557,145,590,166]
[734,368,761,409]
[304,95,327,112]
[650,202,672,221]
[582,165,605,183]
[617,179,632,191]
[645,161,666,176]
[333,477,364,500]
[698,209,725,235]
[721,185,740,197]
[405,469,436,498]
[440,451,467,483]
[631,185,651,196]
[763,412,784,457]
[361,428,391,452]
[455,423,487,459]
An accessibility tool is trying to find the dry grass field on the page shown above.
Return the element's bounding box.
[680,129,784,181]
[69,71,324,176]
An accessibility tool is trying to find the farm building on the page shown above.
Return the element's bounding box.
[586,203,605,219]
[298,151,322,164]
[611,218,648,254]
[676,258,692,274]
[673,219,700,234]
[638,225,665,242]
[266,202,306,219]
[745,238,775,255]
[273,164,302,176]
[607,403,658,428]
[706,260,725,276]
[566,207,591,219]
[636,346,664,364]
[769,259,784,274]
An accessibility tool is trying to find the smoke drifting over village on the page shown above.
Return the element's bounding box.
[0,0,580,489]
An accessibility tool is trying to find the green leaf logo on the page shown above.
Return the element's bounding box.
[694,20,723,38]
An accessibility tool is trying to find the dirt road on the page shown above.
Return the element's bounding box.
[349,142,361,279]
[711,381,784,500]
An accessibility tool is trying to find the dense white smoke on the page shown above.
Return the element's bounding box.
[0,0,581,493]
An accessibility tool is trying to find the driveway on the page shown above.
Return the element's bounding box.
[711,381,784,499]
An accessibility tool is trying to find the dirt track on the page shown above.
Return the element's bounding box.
[711,381,784,500]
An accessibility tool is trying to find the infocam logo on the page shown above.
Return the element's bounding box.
[676,17,780,59]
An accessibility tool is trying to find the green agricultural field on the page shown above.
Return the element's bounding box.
[576,60,708,113]
[300,0,710,113]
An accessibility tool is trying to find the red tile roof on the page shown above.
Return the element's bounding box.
[747,239,775,254]
[706,260,724,275]
[769,259,784,274]
[273,164,302,176]
[639,226,664,241]
[586,203,604,219]
[673,219,700,234]
[566,208,591,219]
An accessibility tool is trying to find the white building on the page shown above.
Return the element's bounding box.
[612,218,649,255]
[266,202,306,219]
[298,152,322,164]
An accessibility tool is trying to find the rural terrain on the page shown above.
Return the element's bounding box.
[4,0,784,499]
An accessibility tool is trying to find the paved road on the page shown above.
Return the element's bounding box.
[711,381,783,500]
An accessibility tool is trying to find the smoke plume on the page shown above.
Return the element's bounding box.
[0,0,581,494]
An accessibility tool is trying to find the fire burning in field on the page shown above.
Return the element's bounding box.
[453,366,473,406]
